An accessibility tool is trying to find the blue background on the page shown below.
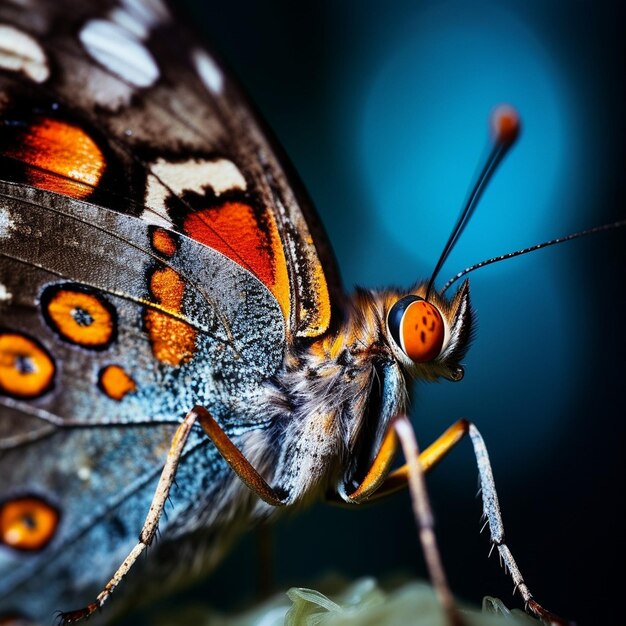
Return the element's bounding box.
[165,2,625,624]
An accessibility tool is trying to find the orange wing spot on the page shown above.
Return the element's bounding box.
[149,267,185,309]
[0,496,59,551]
[151,227,178,257]
[4,117,105,199]
[183,202,290,321]
[0,331,55,399]
[41,286,116,349]
[402,300,445,362]
[144,267,197,367]
[98,364,136,401]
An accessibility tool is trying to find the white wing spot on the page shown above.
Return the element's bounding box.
[192,48,224,95]
[109,7,150,40]
[79,19,159,88]
[122,0,169,27]
[0,283,12,304]
[0,207,15,238]
[0,24,49,83]
[143,158,247,222]
[77,466,92,481]
[110,0,169,40]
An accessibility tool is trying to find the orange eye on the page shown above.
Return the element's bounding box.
[388,296,445,362]
[0,496,59,552]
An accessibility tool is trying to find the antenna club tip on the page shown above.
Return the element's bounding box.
[491,104,521,147]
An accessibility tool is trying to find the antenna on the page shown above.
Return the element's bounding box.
[440,219,626,294]
[425,105,520,300]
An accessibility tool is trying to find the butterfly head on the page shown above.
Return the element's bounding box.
[384,280,473,383]
[376,104,516,383]
[318,280,473,500]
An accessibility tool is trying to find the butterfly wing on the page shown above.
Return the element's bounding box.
[0,0,342,338]
[0,0,341,619]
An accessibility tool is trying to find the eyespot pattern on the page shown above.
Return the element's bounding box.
[0,496,60,552]
[0,330,55,399]
[40,284,117,350]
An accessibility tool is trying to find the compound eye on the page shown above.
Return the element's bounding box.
[388,295,445,362]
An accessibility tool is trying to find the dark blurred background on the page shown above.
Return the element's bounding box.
[157,1,625,624]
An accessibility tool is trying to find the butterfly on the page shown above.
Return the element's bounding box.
[0,1,623,625]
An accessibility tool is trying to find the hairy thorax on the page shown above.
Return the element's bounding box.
[267,289,410,507]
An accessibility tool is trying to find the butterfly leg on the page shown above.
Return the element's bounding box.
[393,415,461,626]
[59,406,285,624]
[192,405,286,506]
[347,418,569,626]
[59,408,201,623]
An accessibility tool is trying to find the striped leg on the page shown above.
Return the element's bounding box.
[463,423,569,626]
[343,419,570,626]
[60,406,285,624]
